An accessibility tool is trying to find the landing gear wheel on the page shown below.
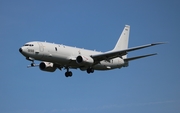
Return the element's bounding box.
[87,69,91,74]
[69,71,72,77]
[31,63,35,67]
[65,72,69,77]
[87,68,94,74]
[65,71,73,77]
[90,68,94,73]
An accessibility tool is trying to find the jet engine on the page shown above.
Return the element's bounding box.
[76,55,94,65]
[39,62,57,72]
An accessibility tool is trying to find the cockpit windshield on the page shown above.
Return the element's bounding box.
[23,44,34,46]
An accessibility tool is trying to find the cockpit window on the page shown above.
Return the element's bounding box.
[23,44,34,46]
[24,44,29,46]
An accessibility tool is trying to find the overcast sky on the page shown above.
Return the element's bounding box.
[0,0,180,113]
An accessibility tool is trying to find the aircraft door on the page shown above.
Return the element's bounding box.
[38,42,44,52]
[35,42,44,59]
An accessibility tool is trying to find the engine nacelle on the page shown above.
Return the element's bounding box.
[39,62,57,72]
[76,55,94,65]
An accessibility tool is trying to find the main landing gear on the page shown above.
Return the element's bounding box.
[64,67,94,77]
[87,67,94,74]
[65,67,72,77]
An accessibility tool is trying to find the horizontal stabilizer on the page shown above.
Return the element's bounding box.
[124,53,157,62]
[124,42,165,52]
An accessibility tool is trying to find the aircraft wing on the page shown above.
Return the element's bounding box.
[91,42,164,62]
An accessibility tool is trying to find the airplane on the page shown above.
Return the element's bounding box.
[19,25,164,77]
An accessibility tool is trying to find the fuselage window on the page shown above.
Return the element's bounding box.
[55,47,57,51]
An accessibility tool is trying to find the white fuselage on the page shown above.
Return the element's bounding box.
[20,41,125,71]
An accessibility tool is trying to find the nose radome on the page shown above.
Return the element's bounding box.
[19,48,22,53]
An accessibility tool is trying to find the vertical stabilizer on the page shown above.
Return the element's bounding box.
[112,25,130,58]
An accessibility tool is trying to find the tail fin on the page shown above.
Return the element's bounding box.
[112,25,130,58]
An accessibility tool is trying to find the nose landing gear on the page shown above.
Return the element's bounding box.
[27,61,39,68]
[26,57,39,68]
[31,61,35,67]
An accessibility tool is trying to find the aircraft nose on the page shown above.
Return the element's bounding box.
[19,48,23,53]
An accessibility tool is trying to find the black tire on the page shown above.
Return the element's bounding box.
[65,72,69,77]
[87,69,91,74]
[65,71,73,77]
[31,63,35,67]
[69,71,73,77]
[87,68,94,74]
[90,68,94,73]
